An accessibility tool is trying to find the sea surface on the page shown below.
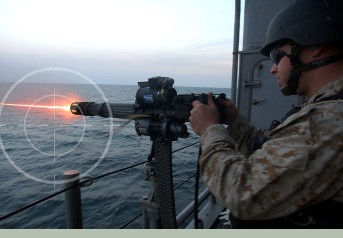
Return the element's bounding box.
[0,82,230,228]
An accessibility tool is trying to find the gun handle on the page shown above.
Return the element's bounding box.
[216,93,228,124]
[194,93,227,124]
[198,93,208,104]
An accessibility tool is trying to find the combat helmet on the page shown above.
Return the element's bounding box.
[260,0,343,95]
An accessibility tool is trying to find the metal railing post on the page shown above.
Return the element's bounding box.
[64,170,83,228]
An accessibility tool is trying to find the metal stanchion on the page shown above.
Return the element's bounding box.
[64,170,83,228]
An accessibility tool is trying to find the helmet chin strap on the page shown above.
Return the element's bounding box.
[281,44,302,96]
[281,43,343,96]
[281,70,300,96]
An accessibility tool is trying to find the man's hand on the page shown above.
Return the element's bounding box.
[189,93,219,135]
[216,97,239,125]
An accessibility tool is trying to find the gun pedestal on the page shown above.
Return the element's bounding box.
[141,139,177,229]
[141,189,160,228]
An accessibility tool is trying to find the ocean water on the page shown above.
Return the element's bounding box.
[0,82,229,228]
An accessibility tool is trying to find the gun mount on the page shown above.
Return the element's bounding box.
[70,76,226,228]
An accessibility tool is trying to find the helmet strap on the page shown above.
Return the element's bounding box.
[282,43,302,96]
[301,53,343,72]
[282,43,343,96]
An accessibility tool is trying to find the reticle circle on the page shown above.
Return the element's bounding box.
[0,67,114,185]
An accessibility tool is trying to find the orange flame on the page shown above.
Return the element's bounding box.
[0,103,71,112]
[0,92,85,121]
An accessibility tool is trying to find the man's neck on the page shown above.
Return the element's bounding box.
[301,61,343,97]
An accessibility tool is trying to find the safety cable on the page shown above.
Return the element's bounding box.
[0,183,78,222]
[172,141,199,153]
[92,161,146,181]
[0,161,146,222]
[118,212,143,229]
[0,141,200,225]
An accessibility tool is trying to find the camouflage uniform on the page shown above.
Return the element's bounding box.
[199,77,343,220]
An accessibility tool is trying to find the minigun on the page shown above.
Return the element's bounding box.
[70,76,226,228]
[70,76,226,141]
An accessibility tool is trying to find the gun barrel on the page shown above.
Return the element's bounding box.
[70,102,135,119]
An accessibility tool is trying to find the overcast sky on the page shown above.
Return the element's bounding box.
[0,0,237,88]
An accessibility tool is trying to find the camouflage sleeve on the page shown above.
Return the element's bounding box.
[227,115,270,157]
[199,104,343,220]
